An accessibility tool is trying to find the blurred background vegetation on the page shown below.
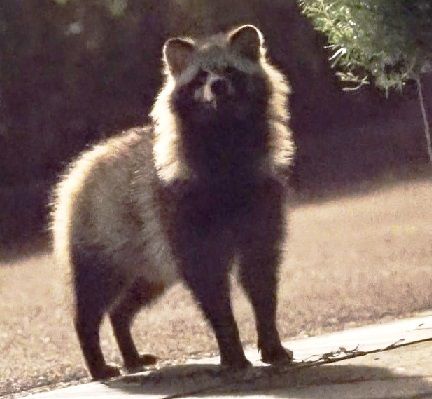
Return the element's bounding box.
[0,0,430,247]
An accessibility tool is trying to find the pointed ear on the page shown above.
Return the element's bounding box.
[163,38,196,75]
[229,25,263,62]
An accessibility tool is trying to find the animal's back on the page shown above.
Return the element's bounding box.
[52,127,176,285]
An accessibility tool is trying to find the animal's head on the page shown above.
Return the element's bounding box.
[161,25,271,124]
[151,25,293,185]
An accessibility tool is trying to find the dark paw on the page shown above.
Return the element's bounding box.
[221,355,252,370]
[261,346,293,365]
[125,354,158,372]
[91,364,121,380]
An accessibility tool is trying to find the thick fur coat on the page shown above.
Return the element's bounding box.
[52,25,295,379]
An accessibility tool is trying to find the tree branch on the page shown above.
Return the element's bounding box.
[416,76,432,164]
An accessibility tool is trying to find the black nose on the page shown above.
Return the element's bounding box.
[211,79,229,97]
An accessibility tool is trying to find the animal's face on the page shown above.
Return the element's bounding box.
[188,67,235,112]
[151,24,293,185]
[163,25,269,124]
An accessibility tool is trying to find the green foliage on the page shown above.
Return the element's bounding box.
[300,0,432,90]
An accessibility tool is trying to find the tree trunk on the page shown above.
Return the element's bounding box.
[416,76,432,164]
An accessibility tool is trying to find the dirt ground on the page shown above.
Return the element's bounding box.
[0,177,431,397]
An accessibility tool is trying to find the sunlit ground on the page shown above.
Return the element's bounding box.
[0,177,431,396]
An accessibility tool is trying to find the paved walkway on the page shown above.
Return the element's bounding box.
[29,313,432,398]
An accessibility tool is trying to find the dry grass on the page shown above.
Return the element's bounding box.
[0,178,431,397]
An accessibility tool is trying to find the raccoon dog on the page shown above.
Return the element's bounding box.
[52,25,295,380]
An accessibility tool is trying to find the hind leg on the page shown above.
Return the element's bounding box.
[110,277,164,371]
[73,249,126,380]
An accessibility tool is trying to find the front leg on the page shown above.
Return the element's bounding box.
[237,184,293,365]
[175,227,251,369]
[238,244,292,365]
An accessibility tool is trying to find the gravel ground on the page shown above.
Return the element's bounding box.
[1,178,431,397]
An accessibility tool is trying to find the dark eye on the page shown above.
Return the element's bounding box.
[225,67,247,91]
[224,66,238,75]
[194,68,208,84]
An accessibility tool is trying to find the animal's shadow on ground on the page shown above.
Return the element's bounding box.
[106,361,432,398]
